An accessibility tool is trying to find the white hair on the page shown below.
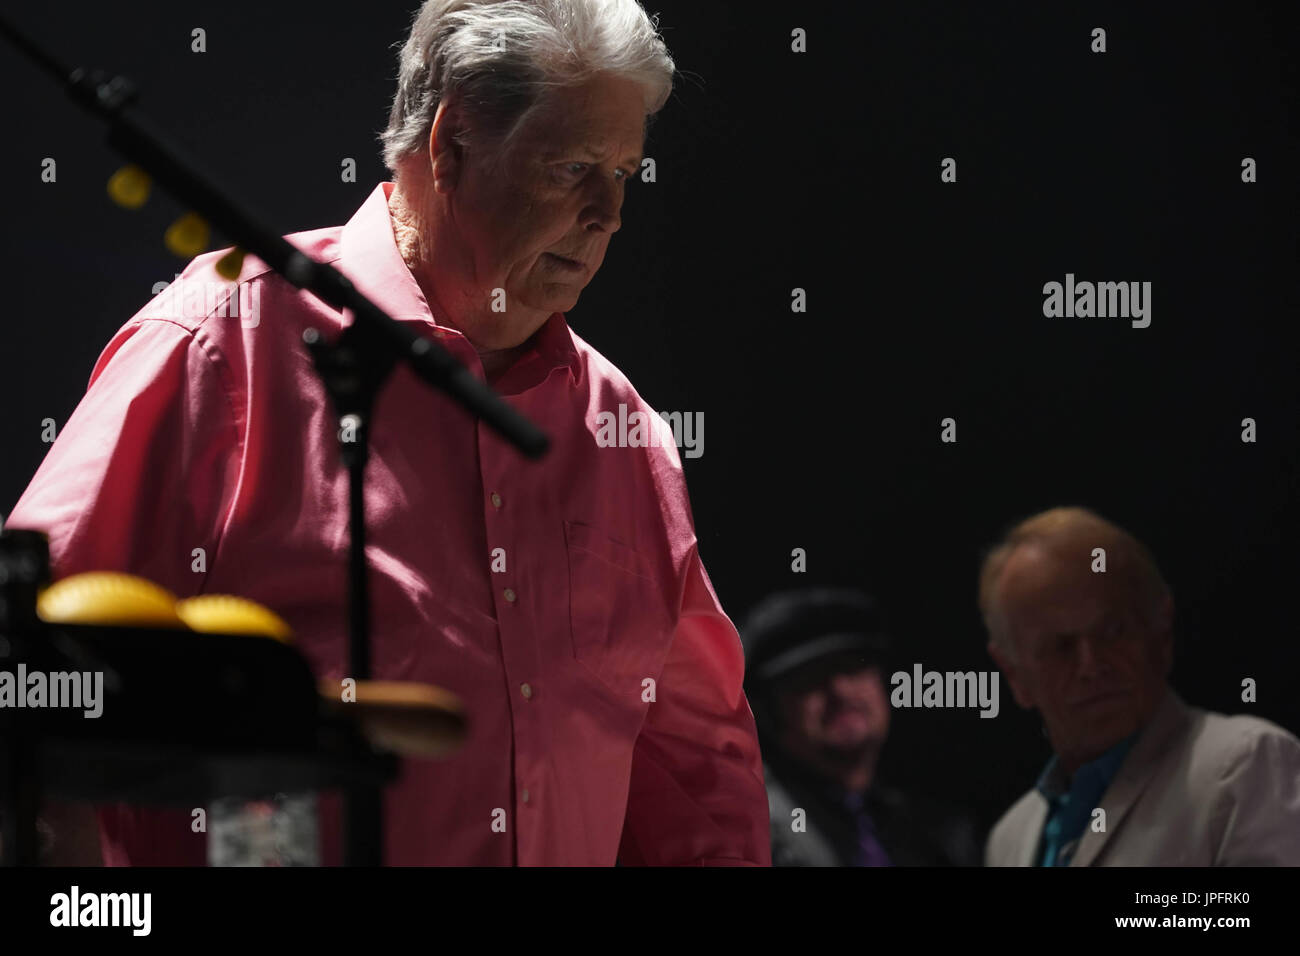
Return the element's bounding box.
[379,0,676,174]
[977,506,1172,662]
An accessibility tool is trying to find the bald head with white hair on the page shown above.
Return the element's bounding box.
[978,507,1174,773]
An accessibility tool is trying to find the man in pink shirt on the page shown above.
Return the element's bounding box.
[6,0,770,866]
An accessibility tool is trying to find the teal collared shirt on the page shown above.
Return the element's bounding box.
[1034,733,1137,867]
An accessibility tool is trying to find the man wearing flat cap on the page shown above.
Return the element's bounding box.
[742,588,978,866]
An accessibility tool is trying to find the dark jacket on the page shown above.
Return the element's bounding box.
[765,755,980,866]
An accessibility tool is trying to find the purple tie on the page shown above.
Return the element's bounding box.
[843,791,893,867]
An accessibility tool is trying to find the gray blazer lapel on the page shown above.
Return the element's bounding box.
[1070,688,1190,866]
[1017,798,1049,866]
[765,768,842,867]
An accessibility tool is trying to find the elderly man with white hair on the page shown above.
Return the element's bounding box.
[7,0,771,866]
[980,506,1300,866]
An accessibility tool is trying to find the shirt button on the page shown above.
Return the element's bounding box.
[522,788,530,803]
[504,587,516,603]
[490,492,502,509]
[520,682,532,699]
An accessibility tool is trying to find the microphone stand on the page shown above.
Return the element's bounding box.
[0,12,549,866]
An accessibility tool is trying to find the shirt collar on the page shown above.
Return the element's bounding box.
[1035,730,1138,803]
[336,181,579,384]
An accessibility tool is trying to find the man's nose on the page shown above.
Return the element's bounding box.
[580,175,622,234]
[1076,634,1110,678]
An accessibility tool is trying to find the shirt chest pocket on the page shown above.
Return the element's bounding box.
[564,520,676,699]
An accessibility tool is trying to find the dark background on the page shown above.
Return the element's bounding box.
[2,1,1296,838]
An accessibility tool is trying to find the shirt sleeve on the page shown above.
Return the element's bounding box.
[616,550,772,866]
[6,317,241,590]
[6,316,243,866]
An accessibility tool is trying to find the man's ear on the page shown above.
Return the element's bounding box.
[428,99,465,193]
[988,639,1035,710]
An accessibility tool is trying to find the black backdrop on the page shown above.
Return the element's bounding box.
[2,1,1296,836]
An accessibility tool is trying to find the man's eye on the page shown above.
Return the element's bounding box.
[555,163,588,181]
[555,163,632,185]
[1099,617,1129,642]
[1047,634,1076,656]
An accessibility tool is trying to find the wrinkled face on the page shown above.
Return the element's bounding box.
[990,542,1172,766]
[775,652,891,764]
[451,72,645,341]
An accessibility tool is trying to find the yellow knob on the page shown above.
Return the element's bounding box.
[215,247,247,281]
[107,165,151,209]
[175,595,292,642]
[164,212,210,258]
[37,572,185,627]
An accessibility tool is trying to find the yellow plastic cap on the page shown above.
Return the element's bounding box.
[174,595,293,642]
[36,572,185,627]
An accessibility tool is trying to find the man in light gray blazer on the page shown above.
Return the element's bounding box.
[979,506,1300,866]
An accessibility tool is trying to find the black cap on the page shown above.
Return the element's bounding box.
[740,587,893,686]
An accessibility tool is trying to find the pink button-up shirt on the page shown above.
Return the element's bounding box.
[7,181,770,866]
